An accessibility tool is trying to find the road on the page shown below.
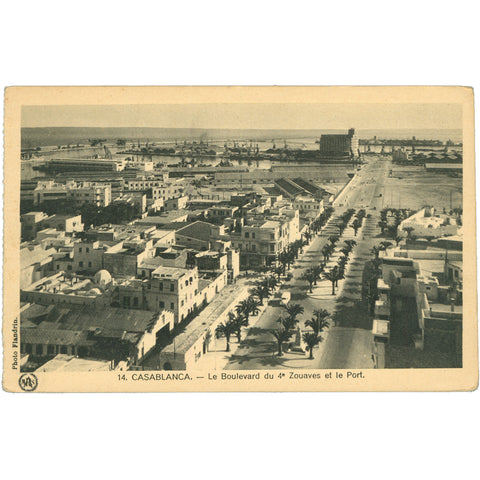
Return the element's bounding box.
[225,155,392,370]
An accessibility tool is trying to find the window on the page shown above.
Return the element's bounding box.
[79,247,82,253]
[245,232,249,238]
[86,248,90,253]
[57,265,60,270]
[36,344,43,355]
[170,284,174,292]
[270,244,275,252]
[252,244,256,252]
[252,232,255,239]
[79,261,84,268]
[159,301,165,308]
[270,233,275,240]
[170,302,175,310]
[67,265,72,271]
[133,297,139,307]
[185,280,188,287]
[25,344,32,354]
[159,282,163,291]
[181,299,184,307]
[60,345,68,354]
[88,262,92,268]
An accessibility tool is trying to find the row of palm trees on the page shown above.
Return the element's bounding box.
[215,294,263,352]
[337,209,356,236]
[301,237,357,295]
[215,275,282,352]
[351,209,366,236]
[272,305,331,359]
[214,206,337,355]
[310,206,335,235]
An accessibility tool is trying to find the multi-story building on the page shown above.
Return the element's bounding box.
[116,266,200,323]
[33,180,112,207]
[319,128,359,158]
[124,174,170,191]
[229,210,300,268]
[72,240,110,273]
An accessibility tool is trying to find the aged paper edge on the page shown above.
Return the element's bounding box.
[2,86,478,392]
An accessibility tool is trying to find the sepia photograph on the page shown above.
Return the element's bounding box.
[3,86,477,392]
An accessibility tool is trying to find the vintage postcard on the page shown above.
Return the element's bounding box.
[2,86,477,392]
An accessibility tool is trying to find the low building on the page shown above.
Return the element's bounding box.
[21,271,113,309]
[164,195,188,211]
[42,214,84,234]
[20,244,56,289]
[175,221,225,250]
[21,211,51,241]
[103,238,155,277]
[207,205,239,221]
[135,211,189,228]
[399,207,459,238]
[21,305,174,367]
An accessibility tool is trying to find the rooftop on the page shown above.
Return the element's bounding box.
[40,305,162,335]
[35,354,112,372]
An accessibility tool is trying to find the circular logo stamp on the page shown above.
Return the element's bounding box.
[19,373,38,392]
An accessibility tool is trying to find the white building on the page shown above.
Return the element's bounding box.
[33,181,112,207]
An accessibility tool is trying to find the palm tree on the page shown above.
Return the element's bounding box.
[247,296,261,317]
[230,312,248,342]
[311,264,324,285]
[351,218,362,236]
[249,286,265,305]
[323,268,339,295]
[328,235,340,245]
[278,315,299,332]
[215,318,236,352]
[344,239,357,251]
[404,226,415,240]
[302,332,321,359]
[300,269,316,293]
[235,299,251,326]
[283,303,304,323]
[272,326,293,356]
[305,309,330,336]
[321,243,334,263]
[273,265,284,281]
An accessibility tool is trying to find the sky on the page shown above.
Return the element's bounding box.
[22,103,462,130]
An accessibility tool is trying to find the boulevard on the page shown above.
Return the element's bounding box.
[225,155,392,370]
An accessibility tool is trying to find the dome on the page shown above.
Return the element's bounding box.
[94,269,112,286]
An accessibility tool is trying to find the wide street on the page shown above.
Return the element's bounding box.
[225,155,392,370]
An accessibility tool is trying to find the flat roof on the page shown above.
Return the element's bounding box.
[36,354,111,372]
